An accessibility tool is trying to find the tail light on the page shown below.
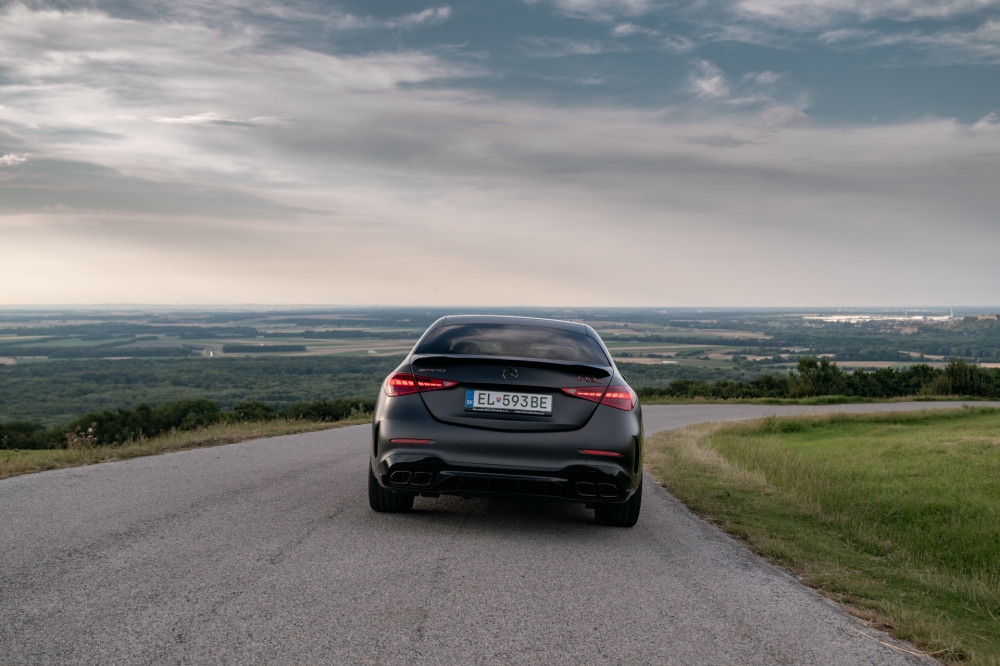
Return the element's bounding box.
[384,373,457,397]
[563,385,637,411]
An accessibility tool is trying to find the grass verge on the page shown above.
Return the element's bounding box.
[638,394,975,407]
[0,418,367,480]
[646,406,1000,665]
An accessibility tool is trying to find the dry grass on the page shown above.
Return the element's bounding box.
[0,418,367,480]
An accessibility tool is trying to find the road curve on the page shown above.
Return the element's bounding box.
[2,402,996,665]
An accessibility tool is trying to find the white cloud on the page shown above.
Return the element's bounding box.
[398,6,453,28]
[1,154,29,167]
[818,27,881,44]
[518,36,612,58]
[138,0,453,33]
[734,0,1000,28]
[329,5,452,30]
[743,71,783,86]
[965,111,1000,136]
[0,4,478,185]
[689,61,731,99]
[151,112,280,127]
[609,22,695,53]
[525,0,659,21]
[714,2,1000,65]
[612,22,658,37]
[815,19,1000,64]
[898,19,1000,64]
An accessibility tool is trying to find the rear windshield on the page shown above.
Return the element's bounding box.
[414,324,610,365]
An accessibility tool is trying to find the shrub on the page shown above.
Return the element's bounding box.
[281,399,375,422]
[0,420,56,450]
[229,401,279,422]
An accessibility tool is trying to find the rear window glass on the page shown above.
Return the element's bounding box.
[415,324,610,365]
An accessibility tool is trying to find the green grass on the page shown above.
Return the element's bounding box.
[638,395,974,407]
[0,418,367,480]
[646,406,1000,665]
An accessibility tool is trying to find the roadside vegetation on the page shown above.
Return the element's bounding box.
[646,407,1000,665]
[635,356,1000,401]
[0,419,357,480]
[0,355,399,427]
[0,397,374,479]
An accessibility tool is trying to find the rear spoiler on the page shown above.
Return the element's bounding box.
[410,354,613,378]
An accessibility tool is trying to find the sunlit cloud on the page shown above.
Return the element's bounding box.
[151,113,281,127]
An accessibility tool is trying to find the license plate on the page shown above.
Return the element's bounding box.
[465,389,552,415]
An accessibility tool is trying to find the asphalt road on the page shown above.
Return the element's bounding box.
[3,402,996,665]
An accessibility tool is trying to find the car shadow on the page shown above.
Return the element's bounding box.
[399,494,601,531]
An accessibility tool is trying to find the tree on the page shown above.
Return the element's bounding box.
[788,356,847,397]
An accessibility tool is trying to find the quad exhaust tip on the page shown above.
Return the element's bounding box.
[389,470,434,487]
[410,472,434,487]
[389,471,412,485]
[575,482,619,499]
[597,484,619,499]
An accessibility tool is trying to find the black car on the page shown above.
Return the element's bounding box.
[368,315,643,527]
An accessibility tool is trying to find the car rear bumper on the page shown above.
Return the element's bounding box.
[370,402,643,505]
[371,453,637,504]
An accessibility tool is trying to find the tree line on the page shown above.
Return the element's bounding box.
[5,356,998,450]
[0,397,375,450]
[638,357,1000,401]
[0,355,399,427]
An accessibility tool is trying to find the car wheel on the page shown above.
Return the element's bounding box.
[594,478,642,527]
[368,466,415,513]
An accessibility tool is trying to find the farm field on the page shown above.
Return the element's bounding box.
[2,305,999,426]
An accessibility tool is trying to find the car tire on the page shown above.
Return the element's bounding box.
[368,466,415,513]
[594,478,642,527]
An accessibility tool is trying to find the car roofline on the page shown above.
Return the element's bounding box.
[435,314,591,335]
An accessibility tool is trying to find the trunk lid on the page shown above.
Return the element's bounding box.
[409,355,612,432]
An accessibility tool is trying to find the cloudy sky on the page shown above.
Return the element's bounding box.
[1,0,998,307]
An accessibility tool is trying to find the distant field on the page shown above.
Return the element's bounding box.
[3,306,999,426]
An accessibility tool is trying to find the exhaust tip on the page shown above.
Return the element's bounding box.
[389,471,412,485]
[411,472,434,487]
[597,484,619,499]
[575,482,598,497]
